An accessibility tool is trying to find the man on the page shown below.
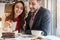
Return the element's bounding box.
[25,0,50,36]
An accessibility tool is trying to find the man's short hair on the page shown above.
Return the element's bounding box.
[37,0,42,1]
[37,0,43,3]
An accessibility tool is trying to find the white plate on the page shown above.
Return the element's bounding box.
[20,34,35,38]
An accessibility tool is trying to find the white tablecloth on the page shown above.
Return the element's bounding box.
[0,35,60,40]
[45,35,60,40]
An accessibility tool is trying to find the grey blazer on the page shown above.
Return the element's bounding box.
[25,7,50,36]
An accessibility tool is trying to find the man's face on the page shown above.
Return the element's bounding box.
[29,0,39,13]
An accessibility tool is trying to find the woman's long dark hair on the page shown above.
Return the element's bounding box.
[10,1,26,32]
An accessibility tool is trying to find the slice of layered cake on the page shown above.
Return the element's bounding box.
[1,32,15,38]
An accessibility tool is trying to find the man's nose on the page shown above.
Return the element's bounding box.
[30,5,32,8]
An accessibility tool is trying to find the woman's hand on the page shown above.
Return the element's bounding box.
[3,21,10,31]
[4,21,10,28]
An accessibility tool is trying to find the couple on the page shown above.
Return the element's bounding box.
[3,0,50,36]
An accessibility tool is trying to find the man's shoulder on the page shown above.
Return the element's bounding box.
[39,7,49,12]
[37,7,50,18]
[39,7,50,14]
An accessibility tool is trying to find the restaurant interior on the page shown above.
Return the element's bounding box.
[0,0,60,40]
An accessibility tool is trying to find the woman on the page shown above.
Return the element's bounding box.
[3,1,26,33]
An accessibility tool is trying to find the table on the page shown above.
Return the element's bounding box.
[45,35,60,40]
[0,35,60,40]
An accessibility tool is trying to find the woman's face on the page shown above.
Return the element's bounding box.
[14,3,23,17]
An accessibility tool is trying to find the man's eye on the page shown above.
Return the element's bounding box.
[32,3,35,5]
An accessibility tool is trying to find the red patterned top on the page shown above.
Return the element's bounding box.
[13,17,21,31]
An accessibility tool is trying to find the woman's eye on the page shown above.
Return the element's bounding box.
[16,6,19,8]
[20,7,23,10]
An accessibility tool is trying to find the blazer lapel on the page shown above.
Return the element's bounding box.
[32,12,39,28]
[31,7,42,29]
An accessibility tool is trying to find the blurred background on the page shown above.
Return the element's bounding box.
[0,0,60,37]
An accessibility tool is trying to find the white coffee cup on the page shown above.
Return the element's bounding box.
[31,30,44,37]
